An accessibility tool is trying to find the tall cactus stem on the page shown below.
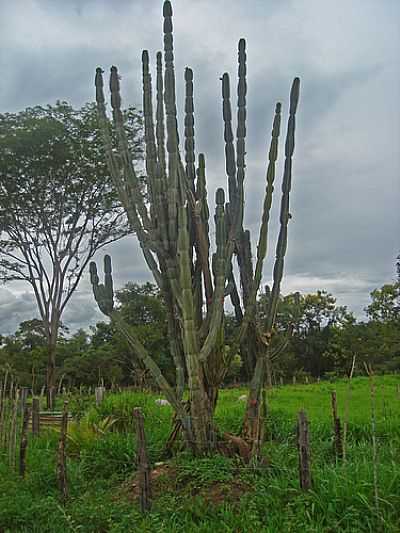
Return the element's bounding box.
[184,67,196,192]
[156,51,167,174]
[236,38,247,227]
[163,0,179,248]
[222,73,238,210]
[251,102,282,308]
[266,78,300,332]
[109,66,151,232]
[141,50,157,211]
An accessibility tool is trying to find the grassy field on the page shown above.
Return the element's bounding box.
[0,375,399,532]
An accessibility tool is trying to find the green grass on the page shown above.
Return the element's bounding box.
[0,375,399,532]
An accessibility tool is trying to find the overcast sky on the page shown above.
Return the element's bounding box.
[0,0,399,335]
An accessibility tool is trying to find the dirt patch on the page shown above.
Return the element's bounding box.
[196,480,252,504]
[116,462,253,505]
[117,462,177,502]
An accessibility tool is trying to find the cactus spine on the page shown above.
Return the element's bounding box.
[93,0,300,457]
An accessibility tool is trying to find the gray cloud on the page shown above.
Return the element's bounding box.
[0,0,399,334]
[0,288,38,335]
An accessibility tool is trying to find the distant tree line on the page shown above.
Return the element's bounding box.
[1,278,398,390]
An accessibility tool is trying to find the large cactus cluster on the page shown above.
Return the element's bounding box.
[91,0,300,455]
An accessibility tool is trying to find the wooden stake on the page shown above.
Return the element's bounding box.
[19,405,31,478]
[57,401,69,504]
[9,388,20,468]
[133,408,151,512]
[331,391,343,460]
[343,354,356,462]
[32,398,40,436]
[20,387,29,414]
[297,410,311,490]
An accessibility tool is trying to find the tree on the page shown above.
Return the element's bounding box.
[0,101,142,407]
[366,282,400,323]
[258,290,354,379]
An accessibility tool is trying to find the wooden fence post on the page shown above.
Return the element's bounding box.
[19,405,31,478]
[32,398,40,436]
[20,387,29,414]
[331,391,343,460]
[9,388,20,468]
[57,401,69,504]
[133,408,151,512]
[297,410,311,490]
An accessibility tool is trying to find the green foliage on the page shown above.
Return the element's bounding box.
[0,376,399,532]
[2,279,400,389]
[367,282,400,323]
[0,100,143,396]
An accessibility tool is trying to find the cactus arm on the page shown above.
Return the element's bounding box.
[265,78,300,333]
[177,203,199,357]
[184,67,196,192]
[112,312,185,416]
[237,229,253,308]
[96,68,164,286]
[154,53,171,253]
[89,256,114,316]
[222,73,238,211]
[195,154,213,305]
[206,77,299,372]
[199,188,226,362]
[142,50,157,213]
[163,0,179,249]
[234,102,282,338]
[236,38,247,229]
[156,51,167,174]
[164,286,186,399]
[109,66,151,233]
[226,266,243,322]
[250,102,282,307]
[95,68,140,227]
[90,256,184,414]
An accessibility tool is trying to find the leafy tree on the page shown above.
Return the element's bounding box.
[114,282,174,385]
[0,319,67,392]
[259,290,354,379]
[0,101,142,406]
[366,282,400,323]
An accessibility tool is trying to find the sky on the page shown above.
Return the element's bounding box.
[0,0,399,335]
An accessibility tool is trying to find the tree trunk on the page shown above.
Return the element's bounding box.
[46,340,57,410]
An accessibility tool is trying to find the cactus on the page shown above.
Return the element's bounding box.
[89,256,114,316]
[93,0,300,456]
